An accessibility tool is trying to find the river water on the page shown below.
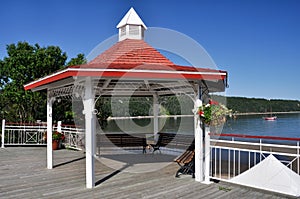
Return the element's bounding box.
[103,113,300,139]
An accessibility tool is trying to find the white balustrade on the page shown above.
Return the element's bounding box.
[1,120,84,150]
[209,135,300,181]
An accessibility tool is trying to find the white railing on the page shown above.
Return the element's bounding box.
[1,119,84,150]
[60,124,85,150]
[209,133,300,180]
[1,120,47,146]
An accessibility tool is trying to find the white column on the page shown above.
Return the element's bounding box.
[47,96,54,169]
[1,119,5,148]
[194,111,203,182]
[57,121,62,133]
[153,94,159,141]
[203,126,212,184]
[83,77,95,189]
[194,88,204,182]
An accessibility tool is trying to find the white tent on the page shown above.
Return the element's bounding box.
[230,154,300,197]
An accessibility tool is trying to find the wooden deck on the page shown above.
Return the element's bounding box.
[0,147,293,199]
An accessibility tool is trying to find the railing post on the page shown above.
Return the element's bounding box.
[57,121,62,133]
[260,139,262,162]
[297,141,299,175]
[1,119,5,148]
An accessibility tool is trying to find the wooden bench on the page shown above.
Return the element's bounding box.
[98,133,147,153]
[174,142,195,178]
[150,132,176,153]
[150,133,194,153]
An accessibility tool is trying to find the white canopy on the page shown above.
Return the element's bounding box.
[230,154,300,197]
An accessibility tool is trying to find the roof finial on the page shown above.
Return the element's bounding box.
[116,7,147,41]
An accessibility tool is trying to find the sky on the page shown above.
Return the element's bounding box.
[1,0,300,100]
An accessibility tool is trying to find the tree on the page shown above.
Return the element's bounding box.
[0,41,86,123]
[67,53,87,66]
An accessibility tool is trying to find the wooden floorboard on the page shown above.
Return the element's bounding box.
[0,147,294,199]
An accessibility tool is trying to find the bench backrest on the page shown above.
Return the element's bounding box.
[157,132,194,150]
[98,133,147,147]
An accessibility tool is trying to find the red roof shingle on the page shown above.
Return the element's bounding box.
[88,39,174,65]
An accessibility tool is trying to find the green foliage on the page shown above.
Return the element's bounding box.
[226,96,300,113]
[94,97,112,127]
[3,42,67,85]
[67,53,87,66]
[95,95,193,119]
[161,95,194,115]
[198,102,231,126]
[0,42,67,122]
[0,60,8,89]
[0,41,85,123]
[129,98,152,116]
[52,131,65,141]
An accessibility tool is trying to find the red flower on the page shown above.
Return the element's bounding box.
[209,99,219,105]
[198,110,204,117]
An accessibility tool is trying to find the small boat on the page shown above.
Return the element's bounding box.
[263,116,277,121]
[263,100,277,121]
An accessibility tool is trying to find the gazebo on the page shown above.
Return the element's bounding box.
[24,7,228,188]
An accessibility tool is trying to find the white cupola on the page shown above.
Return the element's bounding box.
[116,7,147,41]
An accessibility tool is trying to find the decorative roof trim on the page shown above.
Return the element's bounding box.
[24,67,227,91]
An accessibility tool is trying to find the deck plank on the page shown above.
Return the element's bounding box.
[0,147,293,199]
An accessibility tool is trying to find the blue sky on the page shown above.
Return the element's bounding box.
[1,0,300,100]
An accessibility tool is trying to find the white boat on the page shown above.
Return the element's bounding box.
[263,100,277,121]
[263,116,277,121]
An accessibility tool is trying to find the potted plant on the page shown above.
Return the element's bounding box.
[52,131,65,150]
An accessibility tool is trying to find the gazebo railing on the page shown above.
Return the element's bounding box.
[1,120,85,150]
[1,121,47,146]
[209,133,300,181]
[60,124,85,150]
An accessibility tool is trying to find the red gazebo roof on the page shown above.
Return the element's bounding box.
[24,39,227,91]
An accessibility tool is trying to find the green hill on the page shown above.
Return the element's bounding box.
[225,96,300,113]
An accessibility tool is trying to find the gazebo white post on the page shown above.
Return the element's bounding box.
[203,125,212,184]
[83,77,96,188]
[47,94,54,169]
[194,85,204,182]
[153,94,159,141]
[1,119,5,148]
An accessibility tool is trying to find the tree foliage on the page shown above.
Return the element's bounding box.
[226,96,300,113]
[67,53,87,66]
[0,41,86,123]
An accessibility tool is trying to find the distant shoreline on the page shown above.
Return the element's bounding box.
[107,111,300,120]
[232,111,300,116]
[107,115,193,120]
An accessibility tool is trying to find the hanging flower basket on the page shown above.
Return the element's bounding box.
[196,99,231,126]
